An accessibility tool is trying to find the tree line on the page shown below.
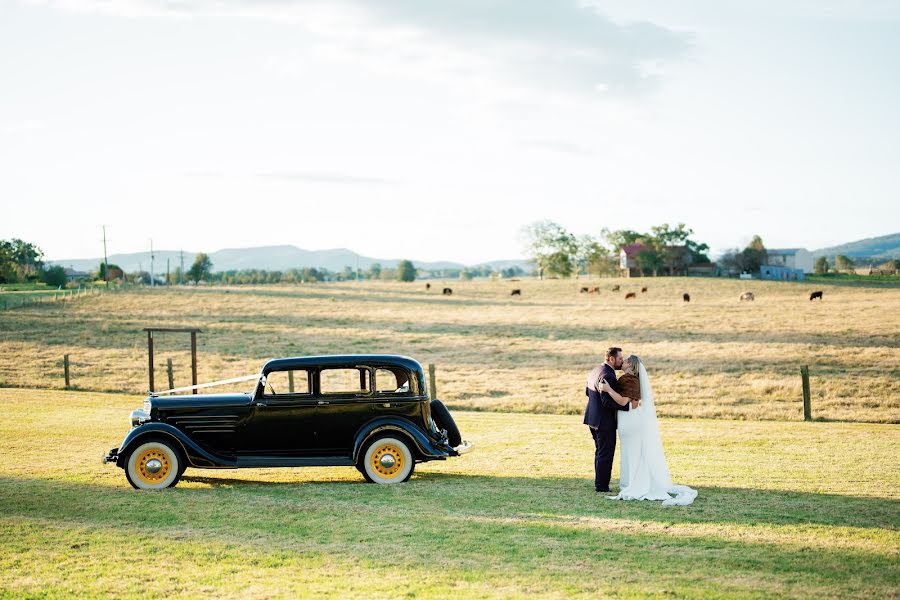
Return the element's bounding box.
[519,221,711,278]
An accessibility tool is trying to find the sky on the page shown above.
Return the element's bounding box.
[1,0,899,264]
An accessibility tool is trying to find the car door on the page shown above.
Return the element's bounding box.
[239,368,318,455]
[312,366,375,455]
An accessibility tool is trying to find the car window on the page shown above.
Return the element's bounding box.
[375,368,410,394]
[263,369,310,396]
[320,368,370,395]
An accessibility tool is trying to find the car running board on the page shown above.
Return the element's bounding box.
[234,456,356,468]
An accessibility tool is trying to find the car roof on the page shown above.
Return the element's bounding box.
[262,354,423,373]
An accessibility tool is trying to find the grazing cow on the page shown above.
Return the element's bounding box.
[579,287,589,293]
[683,293,690,302]
[625,292,637,299]
[426,283,431,290]
[442,288,453,295]
[739,291,755,302]
[641,287,648,293]
[589,286,600,294]
[611,285,620,292]
[809,290,823,301]
[511,289,521,296]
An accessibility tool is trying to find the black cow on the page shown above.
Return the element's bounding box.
[579,287,589,293]
[625,292,636,299]
[683,293,690,302]
[442,288,453,295]
[641,287,648,293]
[426,283,431,290]
[611,285,620,292]
[511,289,521,296]
[810,290,823,301]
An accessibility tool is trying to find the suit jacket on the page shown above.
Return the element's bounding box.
[583,363,629,430]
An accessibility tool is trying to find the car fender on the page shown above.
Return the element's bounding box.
[118,423,234,469]
[353,417,449,462]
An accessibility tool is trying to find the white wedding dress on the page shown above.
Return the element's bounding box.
[609,364,697,506]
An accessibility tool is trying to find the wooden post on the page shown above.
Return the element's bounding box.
[167,358,174,391]
[190,331,198,394]
[63,354,70,389]
[801,365,812,421]
[428,363,437,400]
[288,370,295,393]
[147,330,155,392]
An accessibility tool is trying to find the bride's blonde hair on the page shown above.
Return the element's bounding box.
[624,355,642,375]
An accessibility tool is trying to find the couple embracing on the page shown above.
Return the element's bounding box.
[584,347,697,506]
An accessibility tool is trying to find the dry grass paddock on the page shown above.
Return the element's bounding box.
[0,277,898,422]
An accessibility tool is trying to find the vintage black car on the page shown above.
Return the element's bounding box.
[103,355,471,489]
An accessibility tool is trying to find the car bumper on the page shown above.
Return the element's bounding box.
[102,447,119,464]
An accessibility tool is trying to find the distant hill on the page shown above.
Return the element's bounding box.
[812,232,900,261]
[48,245,531,274]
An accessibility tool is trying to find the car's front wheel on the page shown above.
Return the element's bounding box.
[124,439,183,490]
[360,436,415,484]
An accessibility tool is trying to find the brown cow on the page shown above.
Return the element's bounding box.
[625,292,637,299]
[809,290,823,301]
[589,286,600,293]
[510,289,521,296]
[739,291,755,302]
[611,285,620,292]
[443,288,453,295]
[641,287,648,293]
[683,293,690,302]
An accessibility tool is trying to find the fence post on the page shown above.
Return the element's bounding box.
[64,354,70,389]
[428,363,437,400]
[167,358,174,391]
[801,365,812,421]
[288,370,295,393]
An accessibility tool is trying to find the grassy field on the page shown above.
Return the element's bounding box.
[0,277,898,422]
[0,388,897,598]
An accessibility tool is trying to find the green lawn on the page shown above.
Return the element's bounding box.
[1,388,897,598]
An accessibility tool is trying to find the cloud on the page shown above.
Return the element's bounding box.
[25,0,692,97]
[256,171,396,185]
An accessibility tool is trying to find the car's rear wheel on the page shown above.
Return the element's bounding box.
[124,439,183,490]
[430,399,462,447]
[359,436,414,484]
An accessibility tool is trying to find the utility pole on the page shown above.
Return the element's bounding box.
[150,239,155,287]
[179,250,184,285]
[166,258,170,286]
[356,253,360,282]
[101,225,109,288]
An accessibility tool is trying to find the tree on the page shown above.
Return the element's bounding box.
[835,255,855,273]
[188,253,213,283]
[736,235,767,274]
[575,235,610,277]
[40,265,67,288]
[0,239,44,282]
[368,263,382,280]
[814,256,829,274]
[98,262,123,281]
[601,229,643,253]
[520,220,577,279]
[397,260,416,282]
[545,250,575,278]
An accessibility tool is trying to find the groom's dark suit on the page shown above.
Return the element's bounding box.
[584,362,630,491]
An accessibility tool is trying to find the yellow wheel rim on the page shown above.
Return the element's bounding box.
[135,448,172,485]
[370,443,405,479]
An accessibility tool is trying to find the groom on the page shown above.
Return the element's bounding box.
[584,347,637,492]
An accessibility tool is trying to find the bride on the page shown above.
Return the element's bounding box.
[598,355,697,506]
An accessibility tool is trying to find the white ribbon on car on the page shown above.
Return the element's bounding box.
[150,373,264,396]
